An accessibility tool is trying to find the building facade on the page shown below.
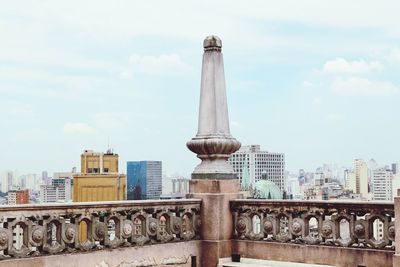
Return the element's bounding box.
[73,150,126,202]
[228,145,285,192]
[127,161,162,200]
[40,185,65,203]
[53,172,73,201]
[7,189,29,205]
[355,159,369,199]
[372,168,393,201]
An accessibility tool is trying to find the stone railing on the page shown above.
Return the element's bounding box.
[0,199,201,259]
[231,199,395,250]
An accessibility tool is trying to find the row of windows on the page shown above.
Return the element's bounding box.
[88,168,109,173]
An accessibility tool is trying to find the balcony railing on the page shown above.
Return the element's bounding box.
[231,199,395,250]
[0,199,201,259]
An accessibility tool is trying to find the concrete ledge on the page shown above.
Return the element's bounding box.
[0,240,201,267]
[232,240,394,267]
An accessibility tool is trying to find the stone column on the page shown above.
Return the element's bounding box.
[187,35,242,267]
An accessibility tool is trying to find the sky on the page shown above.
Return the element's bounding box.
[1,1,400,176]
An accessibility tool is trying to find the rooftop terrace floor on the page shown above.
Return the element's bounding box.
[219,258,334,267]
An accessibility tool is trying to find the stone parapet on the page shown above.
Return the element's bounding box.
[231,199,395,250]
[0,199,201,260]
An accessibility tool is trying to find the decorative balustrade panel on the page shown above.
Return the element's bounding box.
[231,200,395,250]
[0,199,201,259]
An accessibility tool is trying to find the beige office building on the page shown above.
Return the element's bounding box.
[73,150,126,202]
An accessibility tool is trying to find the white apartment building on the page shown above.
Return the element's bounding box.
[228,145,285,192]
[52,172,73,201]
[7,191,17,205]
[372,168,393,201]
[40,185,66,203]
[39,173,73,203]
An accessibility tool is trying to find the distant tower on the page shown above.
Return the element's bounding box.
[355,159,368,199]
[7,171,13,191]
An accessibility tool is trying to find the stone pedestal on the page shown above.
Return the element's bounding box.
[188,179,242,267]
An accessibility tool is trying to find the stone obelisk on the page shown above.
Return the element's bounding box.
[187,35,241,179]
[187,36,242,267]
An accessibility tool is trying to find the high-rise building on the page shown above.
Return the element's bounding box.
[40,173,74,203]
[53,172,74,201]
[392,163,399,175]
[20,173,40,192]
[228,145,285,192]
[345,169,356,193]
[41,171,49,185]
[7,171,13,191]
[372,168,393,201]
[7,189,29,205]
[127,161,162,200]
[73,150,126,202]
[355,159,369,199]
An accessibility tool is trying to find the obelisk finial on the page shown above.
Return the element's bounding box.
[187,36,241,179]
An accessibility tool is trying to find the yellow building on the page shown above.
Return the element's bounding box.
[73,150,126,202]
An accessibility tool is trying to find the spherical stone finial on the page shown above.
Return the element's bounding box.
[203,35,222,51]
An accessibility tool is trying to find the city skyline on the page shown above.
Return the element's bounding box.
[1,2,400,176]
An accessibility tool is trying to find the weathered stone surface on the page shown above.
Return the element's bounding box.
[0,240,201,267]
[188,179,240,194]
[189,177,241,267]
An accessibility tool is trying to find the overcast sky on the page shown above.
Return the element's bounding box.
[1,1,400,176]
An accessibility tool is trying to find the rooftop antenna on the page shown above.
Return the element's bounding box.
[106,136,113,154]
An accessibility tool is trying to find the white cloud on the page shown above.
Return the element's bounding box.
[0,101,34,119]
[390,48,400,62]
[312,97,321,105]
[332,77,399,96]
[93,112,129,129]
[120,54,190,78]
[302,81,313,87]
[14,128,48,139]
[327,113,344,121]
[323,58,383,74]
[63,122,96,135]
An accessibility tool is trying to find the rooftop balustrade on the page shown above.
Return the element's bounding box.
[0,198,398,266]
[231,199,395,250]
[0,199,201,260]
